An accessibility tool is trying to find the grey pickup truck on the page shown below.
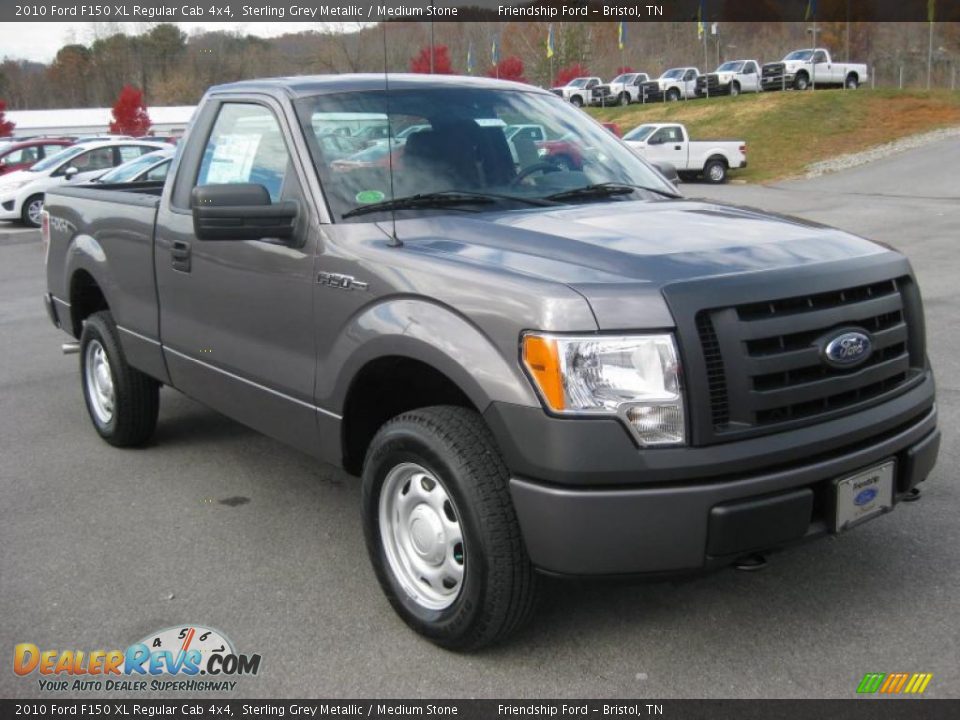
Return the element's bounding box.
[43,74,939,650]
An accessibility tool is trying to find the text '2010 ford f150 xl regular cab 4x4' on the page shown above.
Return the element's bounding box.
[43,74,939,650]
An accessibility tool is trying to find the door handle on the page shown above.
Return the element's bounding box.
[674,145,682,150]
[171,240,191,272]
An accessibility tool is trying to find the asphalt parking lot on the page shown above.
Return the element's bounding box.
[2,138,958,699]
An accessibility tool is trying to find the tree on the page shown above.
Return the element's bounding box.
[109,85,151,136]
[555,63,591,86]
[486,56,526,83]
[0,100,14,137]
[409,45,454,74]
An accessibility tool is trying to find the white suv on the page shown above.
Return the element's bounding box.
[0,139,168,226]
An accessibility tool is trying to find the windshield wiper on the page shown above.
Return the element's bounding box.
[342,190,555,219]
[545,182,681,202]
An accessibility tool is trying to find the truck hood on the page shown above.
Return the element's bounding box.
[390,199,891,329]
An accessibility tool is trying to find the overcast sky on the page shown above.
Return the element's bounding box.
[0,22,339,63]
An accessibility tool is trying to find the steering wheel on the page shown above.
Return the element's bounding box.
[511,162,561,187]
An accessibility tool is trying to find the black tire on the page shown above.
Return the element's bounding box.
[730,82,740,97]
[845,73,859,90]
[80,310,160,447]
[703,159,728,184]
[794,72,810,91]
[570,95,584,108]
[21,194,44,228]
[666,88,681,102]
[361,406,538,650]
[618,92,630,106]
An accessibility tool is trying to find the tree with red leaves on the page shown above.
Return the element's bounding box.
[615,66,635,75]
[109,85,152,136]
[409,45,454,75]
[0,100,14,137]
[485,56,526,84]
[555,63,591,87]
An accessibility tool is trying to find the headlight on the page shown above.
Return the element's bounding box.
[522,333,685,446]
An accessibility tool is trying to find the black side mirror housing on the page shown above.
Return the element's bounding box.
[191,183,297,241]
[653,162,681,186]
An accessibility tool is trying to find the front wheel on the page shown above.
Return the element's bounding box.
[666,88,681,102]
[618,92,630,106]
[704,159,728,184]
[570,95,584,108]
[22,194,44,228]
[80,311,160,446]
[729,82,740,97]
[794,73,810,91]
[361,406,538,650]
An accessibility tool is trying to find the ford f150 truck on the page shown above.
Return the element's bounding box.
[550,76,602,107]
[695,60,762,97]
[592,72,652,106]
[624,123,746,183]
[638,67,701,102]
[43,74,939,650]
[762,48,868,91]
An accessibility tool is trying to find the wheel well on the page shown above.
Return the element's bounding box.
[706,154,728,167]
[846,71,859,82]
[341,356,476,475]
[69,270,108,338]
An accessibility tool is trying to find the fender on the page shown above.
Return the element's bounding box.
[319,296,542,416]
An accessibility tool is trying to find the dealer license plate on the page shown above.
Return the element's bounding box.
[833,461,895,532]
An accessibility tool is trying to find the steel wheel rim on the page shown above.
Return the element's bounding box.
[379,462,464,610]
[84,339,115,425]
[709,164,724,181]
[27,199,43,225]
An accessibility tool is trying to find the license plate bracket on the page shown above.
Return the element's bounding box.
[831,460,896,533]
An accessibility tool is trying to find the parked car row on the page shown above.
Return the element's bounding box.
[552,47,868,106]
[0,137,173,226]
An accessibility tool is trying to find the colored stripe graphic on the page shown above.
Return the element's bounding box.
[857,673,885,693]
[858,672,932,694]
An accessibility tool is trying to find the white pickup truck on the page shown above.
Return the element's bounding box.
[637,67,701,102]
[623,122,746,183]
[550,76,603,107]
[695,60,762,97]
[592,72,652,106]
[761,48,868,91]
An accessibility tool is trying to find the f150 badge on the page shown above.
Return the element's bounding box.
[317,272,368,291]
[823,329,872,368]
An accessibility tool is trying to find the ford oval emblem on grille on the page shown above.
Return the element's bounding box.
[823,330,872,368]
[854,487,879,506]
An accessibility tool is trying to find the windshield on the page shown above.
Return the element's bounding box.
[97,151,168,183]
[295,87,674,222]
[28,144,86,172]
[611,74,634,84]
[660,69,684,80]
[623,125,656,142]
[785,50,814,61]
[717,61,744,72]
[567,78,589,88]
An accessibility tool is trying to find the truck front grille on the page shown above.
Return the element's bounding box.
[696,74,722,93]
[762,63,785,79]
[638,82,663,103]
[694,277,923,440]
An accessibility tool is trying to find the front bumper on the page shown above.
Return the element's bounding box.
[486,374,938,575]
[0,196,19,219]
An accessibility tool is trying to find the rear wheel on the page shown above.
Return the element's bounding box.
[21,194,44,228]
[845,74,859,89]
[361,406,538,650]
[704,159,728,184]
[80,310,159,446]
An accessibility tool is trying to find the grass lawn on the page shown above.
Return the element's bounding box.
[589,89,960,183]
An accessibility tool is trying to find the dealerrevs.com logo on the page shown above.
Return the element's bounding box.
[14,625,262,693]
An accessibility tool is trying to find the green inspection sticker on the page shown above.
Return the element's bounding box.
[355,190,386,204]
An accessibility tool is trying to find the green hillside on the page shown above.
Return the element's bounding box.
[590,89,960,183]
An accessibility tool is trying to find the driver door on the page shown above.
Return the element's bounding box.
[154,97,322,455]
[645,126,684,166]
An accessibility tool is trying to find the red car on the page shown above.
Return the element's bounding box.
[0,139,73,176]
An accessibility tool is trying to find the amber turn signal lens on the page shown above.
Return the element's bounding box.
[522,335,565,412]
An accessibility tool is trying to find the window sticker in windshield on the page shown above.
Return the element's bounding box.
[206,134,261,184]
[356,190,386,204]
[475,118,507,127]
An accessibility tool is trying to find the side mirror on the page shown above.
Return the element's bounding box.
[63,166,79,180]
[653,162,681,186]
[191,183,297,241]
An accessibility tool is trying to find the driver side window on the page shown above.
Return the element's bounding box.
[813,51,828,63]
[684,70,696,81]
